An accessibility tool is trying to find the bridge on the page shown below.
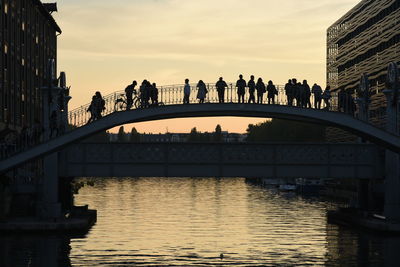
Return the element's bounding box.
[1,103,398,173]
[59,142,383,179]
[1,72,400,222]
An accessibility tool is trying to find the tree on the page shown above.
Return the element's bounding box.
[246,119,326,142]
[117,126,126,142]
[214,124,222,142]
[187,127,198,142]
[130,127,141,142]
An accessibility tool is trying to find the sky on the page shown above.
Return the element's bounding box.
[50,0,360,133]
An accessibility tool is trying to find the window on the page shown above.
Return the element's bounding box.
[4,44,8,70]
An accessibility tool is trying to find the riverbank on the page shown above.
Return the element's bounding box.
[0,206,96,234]
[328,208,400,233]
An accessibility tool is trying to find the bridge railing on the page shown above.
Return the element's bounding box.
[68,83,337,127]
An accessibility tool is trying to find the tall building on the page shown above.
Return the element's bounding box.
[0,0,61,132]
[327,0,400,130]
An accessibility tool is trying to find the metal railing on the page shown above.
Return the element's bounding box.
[68,83,338,127]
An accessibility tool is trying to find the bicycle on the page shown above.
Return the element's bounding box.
[114,90,141,111]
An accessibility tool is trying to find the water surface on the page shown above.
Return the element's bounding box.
[1,177,398,266]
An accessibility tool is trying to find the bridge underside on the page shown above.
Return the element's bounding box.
[2,103,398,173]
[60,143,383,179]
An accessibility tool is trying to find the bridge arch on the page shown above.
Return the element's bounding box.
[1,103,399,172]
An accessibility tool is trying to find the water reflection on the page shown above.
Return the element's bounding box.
[0,234,72,267]
[1,178,399,266]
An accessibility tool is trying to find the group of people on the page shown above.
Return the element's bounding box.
[284,78,332,110]
[181,75,331,109]
[338,88,356,115]
[125,80,159,109]
[87,91,105,124]
[87,76,336,123]
[182,75,280,105]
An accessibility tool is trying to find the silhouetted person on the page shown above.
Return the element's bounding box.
[32,119,43,144]
[151,83,159,106]
[322,86,332,110]
[125,80,137,110]
[49,110,58,138]
[285,79,293,106]
[338,89,346,112]
[236,74,246,103]
[292,78,299,106]
[197,80,207,103]
[298,82,306,108]
[140,80,148,108]
[216,77,228,103]
[256,78,266,104]
[183,79,191,104]
[296,82,303,107]
[303,80,311,108]
[312,83,323,109]
[267,80,277,104]
[345,89,356,115]
[95,91,105,119]
[87,95,97,124]
[248,75,256,103]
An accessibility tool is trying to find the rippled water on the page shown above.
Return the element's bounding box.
[1,177,398,266]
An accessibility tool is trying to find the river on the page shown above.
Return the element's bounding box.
[1,177,398,266]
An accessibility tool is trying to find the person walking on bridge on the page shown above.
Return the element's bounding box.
[183,79,191,104]
[285,79,293,106]
[256,78,266,104]
[197,80,207,104]
[303,80,312,108]
[151,83,159,106]
[267,80,277,104]
[236,74,247,103]
[248,75,256,104]
[216,77,228,103]
[125,80,137,110]
[95,91,105,119]
[312,83,323,109]
[322,86,332,110]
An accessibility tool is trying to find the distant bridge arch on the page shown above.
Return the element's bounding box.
[1,103,399,172]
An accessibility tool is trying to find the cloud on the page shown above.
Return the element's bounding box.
[52,0,360,112]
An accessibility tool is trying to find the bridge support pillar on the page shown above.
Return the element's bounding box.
[38,153,61,219]
[383,83,400,221]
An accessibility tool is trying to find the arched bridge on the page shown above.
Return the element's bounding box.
[1,103,399,173]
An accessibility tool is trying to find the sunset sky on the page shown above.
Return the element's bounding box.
[51,0,360,133]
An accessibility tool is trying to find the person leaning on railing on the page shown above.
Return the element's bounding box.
[216,77,228,103]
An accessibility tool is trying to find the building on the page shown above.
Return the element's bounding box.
[324,0,398,210]
[0,0,61,133]
[0,1,62,219]
[327,0,400,132]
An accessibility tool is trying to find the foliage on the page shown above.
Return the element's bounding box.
[246,119,326,142]
[187,127,213,142]
[213,124,222,142]
[117,126,127,142]
[130,127,141,142]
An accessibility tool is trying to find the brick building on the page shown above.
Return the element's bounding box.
[0,0,61,132]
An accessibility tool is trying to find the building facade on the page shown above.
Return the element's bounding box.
[327,0,400,130]
[0,0,61,132]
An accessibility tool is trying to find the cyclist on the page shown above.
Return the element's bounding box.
[125,80,137,110]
